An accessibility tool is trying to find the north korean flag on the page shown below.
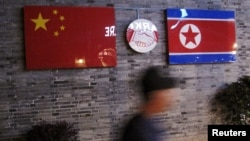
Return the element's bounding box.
[166,8,237,64]
[24,6,116,70]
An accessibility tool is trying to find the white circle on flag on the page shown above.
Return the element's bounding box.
[126,19,158,53]
[179,24,201,49]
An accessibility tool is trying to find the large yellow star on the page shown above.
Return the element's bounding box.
[31,13,50,31]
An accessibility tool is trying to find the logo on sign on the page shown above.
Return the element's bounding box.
[179,24,201,49]
[126,19,158,53]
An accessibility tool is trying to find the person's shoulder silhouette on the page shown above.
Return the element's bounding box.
[122,66,179,141]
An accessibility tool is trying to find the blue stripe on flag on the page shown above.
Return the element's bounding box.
[169,54,236,64]
[166,8,235,19]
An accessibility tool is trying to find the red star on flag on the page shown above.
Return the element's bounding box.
[181,25,199,45]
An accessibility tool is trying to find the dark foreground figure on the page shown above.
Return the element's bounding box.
[122,66,179,141]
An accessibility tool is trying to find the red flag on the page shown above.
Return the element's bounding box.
[166,8,236,64]
[24,6,116,70]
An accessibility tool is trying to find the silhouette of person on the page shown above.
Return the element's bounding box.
[122,66,179,141]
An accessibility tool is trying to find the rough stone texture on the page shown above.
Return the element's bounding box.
[0,0,250,141]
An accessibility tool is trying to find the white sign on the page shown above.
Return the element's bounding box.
[126,19,159,53]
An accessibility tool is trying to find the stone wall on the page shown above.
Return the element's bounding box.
[1,0,250,141]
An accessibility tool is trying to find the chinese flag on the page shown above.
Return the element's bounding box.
[166,8,237,64]
[24,6,117,70]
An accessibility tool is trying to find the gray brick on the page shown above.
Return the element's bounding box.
[0,0,249,141]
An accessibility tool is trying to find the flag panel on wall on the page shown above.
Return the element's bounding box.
[166,8,236,64]
[24,6,116,70]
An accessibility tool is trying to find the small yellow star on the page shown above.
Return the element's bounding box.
[54,31,59,37]
[31,13,50,31]
[59,16,65,21]
[53,9,58,15]
[60,25,65,31]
